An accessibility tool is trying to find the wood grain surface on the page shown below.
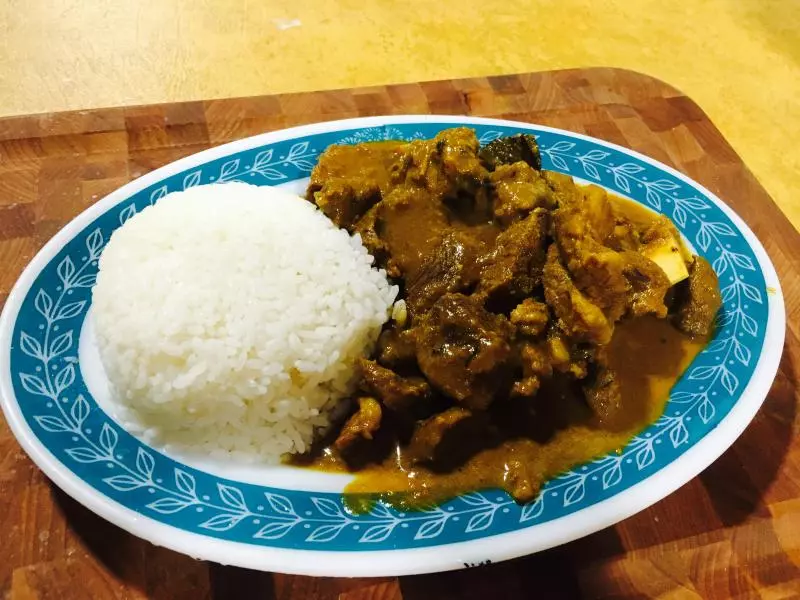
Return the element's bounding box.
[1,67,798,599]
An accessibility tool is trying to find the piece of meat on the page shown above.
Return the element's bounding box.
[405,407,473,463]
[620,250,671,318]
[673,256,722,337]
[405,231,484,316]
[543,245,614,345]
[549,172,672,320]
[310,180,380,231]
[479,133,542,171]
[308,142,404,229]
[377,187,452,276]
[581,185,617,243]
[415,293,514,410]
[358,359,432,413]
[579,185,640,252]
[490,161,555,225]
[476,209,549,309]
[510,298,550,337]
[391,128,488,199]
[549,173,631,320]
[333,397,382,452]
[377,326,417,369]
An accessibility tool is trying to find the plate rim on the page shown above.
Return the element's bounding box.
[0,115,785,576]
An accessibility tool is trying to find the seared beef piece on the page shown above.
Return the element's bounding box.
[358,359,433,413]
[415,294,514,410]
[673,256,722,337]
[376,187,453,277]
[620,250,671,318]
[406,231,484,316]
[543,245,613,345]
[490,161,555,225]
[477,209,548,309]
[510,298,550,337]
[376,327,418,370]
[549,172,630,320]
[310,180,380,231]
[308,142,403,229]
[406,407,472,463]
[391,128,488,199]
[580,184,617,244]
[548,172,671,321]
[479,133,542,171]
[333,397,382,452]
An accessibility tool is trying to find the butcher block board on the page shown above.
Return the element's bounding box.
[1,68,799,599]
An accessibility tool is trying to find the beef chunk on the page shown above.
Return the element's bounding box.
[377,327,418,370]
[308,142,403,229]
[358,359,432,413]
[310,180,380,230]
[490,161,555,225]
[376,187,453,277]
[415,294,514,410]
[333,397,382,452]
[549,172,671,321]
[406,407,473,463]
[352,203,390,270]
[543,245,613,345]
[392,128,488,198]
[580,184,617,243]
[673,256,722,337]
[549,172,631,320]
[477,209,548,308]
[620,250,671,318]
[406,231,484,316]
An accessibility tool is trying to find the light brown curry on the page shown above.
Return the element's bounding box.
[293,128,721,510]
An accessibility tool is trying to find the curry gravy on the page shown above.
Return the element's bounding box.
[297,195,709,511]
[333,316,707,511]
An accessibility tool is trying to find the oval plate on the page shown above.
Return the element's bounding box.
[0,116,784,576]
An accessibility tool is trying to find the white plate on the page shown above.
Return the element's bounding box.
[0,116,784,576]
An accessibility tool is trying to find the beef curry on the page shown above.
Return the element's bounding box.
[295,128,721,509]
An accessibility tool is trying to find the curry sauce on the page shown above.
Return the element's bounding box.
[295,129,720,510]
[299,274,708,511]
[345,315,707,510]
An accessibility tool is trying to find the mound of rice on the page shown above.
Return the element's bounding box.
[92,182,397,461]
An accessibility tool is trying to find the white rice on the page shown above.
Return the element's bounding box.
[92,182,397,461]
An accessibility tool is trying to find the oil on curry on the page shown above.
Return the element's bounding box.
[292,128,721,510]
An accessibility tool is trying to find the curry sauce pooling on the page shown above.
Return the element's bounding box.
[292,128,722,510]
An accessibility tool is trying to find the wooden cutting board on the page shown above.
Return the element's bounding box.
[1,68,799,600]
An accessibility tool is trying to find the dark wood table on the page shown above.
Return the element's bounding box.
[1,68,799,599]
